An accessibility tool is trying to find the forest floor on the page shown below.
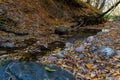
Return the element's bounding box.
[0,21,120,80]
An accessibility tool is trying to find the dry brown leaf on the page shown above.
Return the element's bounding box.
[116,63,120,68]
[113,76,120,80]
[112,71,120,76]
[85,64,93,69]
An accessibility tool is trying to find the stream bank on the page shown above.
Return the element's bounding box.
[0,21,120,80]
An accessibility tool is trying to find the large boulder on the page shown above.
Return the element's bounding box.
[0,60,75,80]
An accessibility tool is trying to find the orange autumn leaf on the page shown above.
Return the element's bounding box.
[85,64,93,69]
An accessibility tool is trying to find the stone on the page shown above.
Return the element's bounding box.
[97,31,103,35]
[56,52,65,59]
[96,46,115,58]
[89,44,97,52]
[70,47,74,52]
[47,56,57,62]
[86,36,94,43]
[0,60,75,80]
[102,29,110,33]
[116,50,120,56]
[83,42,91,46]
[65,42,73,48]
[75,45,85,53]
[78,54,84,59]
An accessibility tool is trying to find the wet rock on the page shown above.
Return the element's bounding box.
[116,50,120,56]
[96,46,115,58]
[56,52,65,59]
[86,36,94,43]
[0,60,13,79]
[0,60,75,80]
[75,45,85,53]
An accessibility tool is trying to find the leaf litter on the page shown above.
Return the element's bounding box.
[1,21,120,79]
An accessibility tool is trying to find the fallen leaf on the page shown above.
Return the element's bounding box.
[85,64,93,69]
[44,67,56,72]
[116,63,120,68]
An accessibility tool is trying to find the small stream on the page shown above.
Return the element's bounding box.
[63,29,101,43]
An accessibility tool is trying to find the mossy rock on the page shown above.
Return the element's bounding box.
[0,60,75,80]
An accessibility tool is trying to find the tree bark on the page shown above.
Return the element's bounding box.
[95,0,100,8]
[98,0,120,18]
[99,0,107,11]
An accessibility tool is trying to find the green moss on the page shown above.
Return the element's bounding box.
[0,58,5,67]
[103,15,120,21]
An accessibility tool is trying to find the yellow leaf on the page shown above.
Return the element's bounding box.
[85,64,92,69]
[44,67,56,72]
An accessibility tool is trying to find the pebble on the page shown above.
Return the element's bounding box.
[78,54,84,59]
[86,36,94,43]
[97,46,115,57]
[65,42,73,48]
[102,29,110,33]
[116,50,120,56]
[83,42,91,46]
[75,45,85,53]
[47,56,57,62]
[70,47,74,52]
[89,44,97,51]
[97,31,103,35]
[56,52,65,59]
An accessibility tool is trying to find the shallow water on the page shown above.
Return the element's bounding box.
[64,29,101,43]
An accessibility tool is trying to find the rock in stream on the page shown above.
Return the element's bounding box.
[0,60,75,80]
